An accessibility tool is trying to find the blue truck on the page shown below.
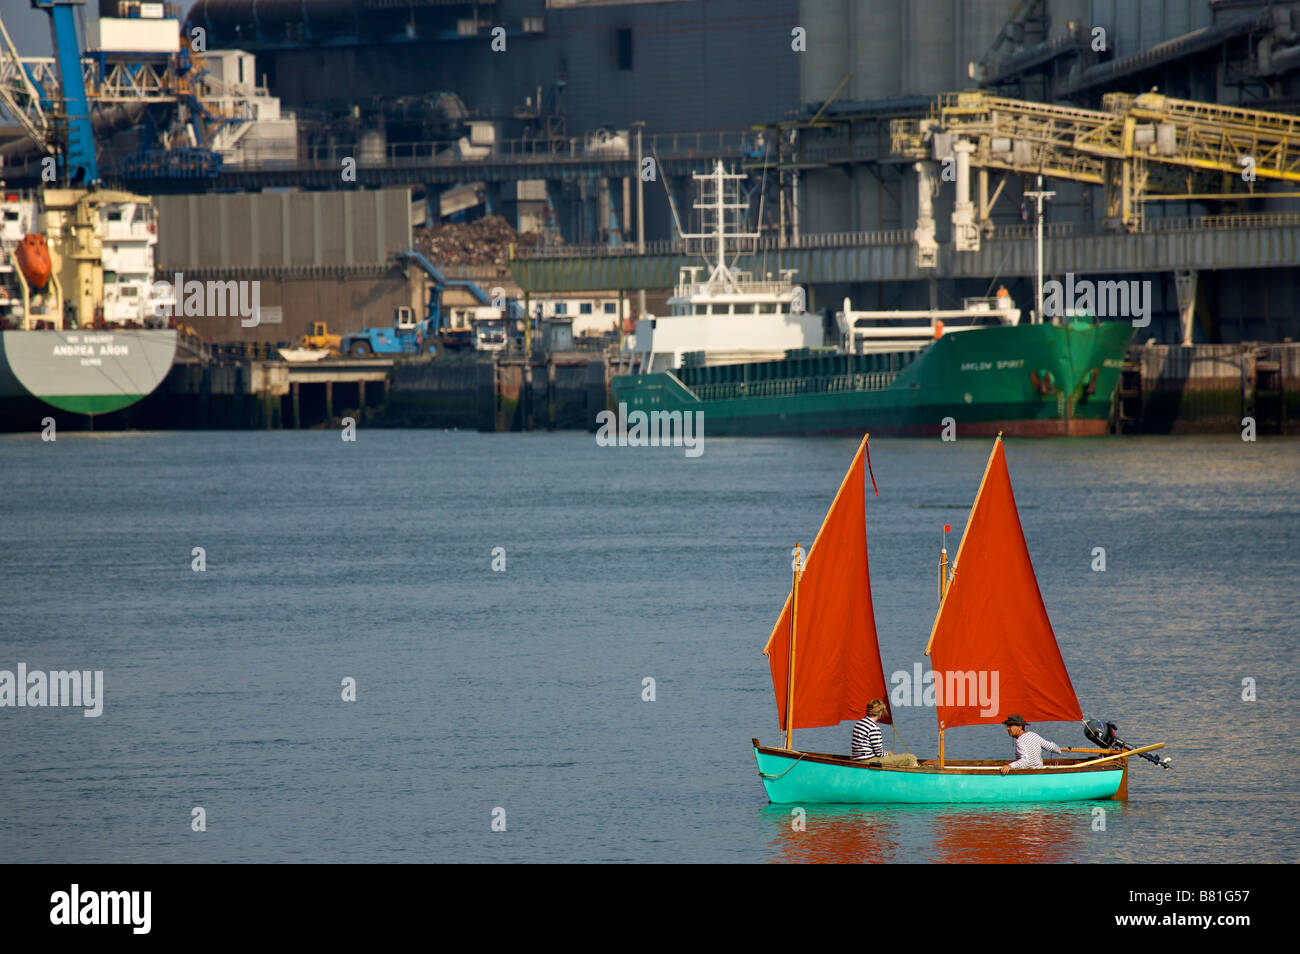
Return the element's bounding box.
[340,252,524,358]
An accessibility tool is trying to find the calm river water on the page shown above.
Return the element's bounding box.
[1,430,1295,862]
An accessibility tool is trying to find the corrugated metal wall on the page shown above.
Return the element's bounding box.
[800,0,1010,104]
[154,188,412,271]
[799,0,1219,106]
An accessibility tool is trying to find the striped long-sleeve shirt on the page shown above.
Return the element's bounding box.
[1007,730,1062,769]
[851,716,885,760]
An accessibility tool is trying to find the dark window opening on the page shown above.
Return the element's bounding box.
[616,28,633,70]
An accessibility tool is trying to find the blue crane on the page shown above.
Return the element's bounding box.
[339,252,525,357]
[31,0,98,185]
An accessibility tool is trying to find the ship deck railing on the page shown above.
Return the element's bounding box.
[672,280,796,298]
[689,370,899,402]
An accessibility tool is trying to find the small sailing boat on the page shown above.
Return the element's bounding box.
[753,434,1165,804]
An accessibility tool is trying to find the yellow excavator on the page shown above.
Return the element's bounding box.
[298,321,342,355]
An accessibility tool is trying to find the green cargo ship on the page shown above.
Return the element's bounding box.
[613,161,1134,437]
[612,320,1135,437]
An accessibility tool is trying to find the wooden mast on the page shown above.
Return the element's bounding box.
[785,542,802,750]
[927,433,1003,770]
[937,538,949,766]
[780,545,800,753]
[937,544,948,605]
[762,432,872,750]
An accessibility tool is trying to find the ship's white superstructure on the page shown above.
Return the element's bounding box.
[98,198,163,325]
[0,193,45,327]
[631,161,822,373]
[837,290,1023,355]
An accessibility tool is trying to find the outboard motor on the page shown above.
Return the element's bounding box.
[1083,719,1172,769]
[1084,719,1118,749]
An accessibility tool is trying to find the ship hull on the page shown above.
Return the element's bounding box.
[754,744,1126,804]
[612,321,1136,437]
[0,329,177,416]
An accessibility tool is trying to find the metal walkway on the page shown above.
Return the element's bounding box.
[508,214,1300,292]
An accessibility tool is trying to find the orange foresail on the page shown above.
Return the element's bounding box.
[925,439,1082,729]
[764,437,891,731]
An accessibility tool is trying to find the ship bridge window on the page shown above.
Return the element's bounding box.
[106,210,123,221]
[758,303,776,313]
[735,304,754,314]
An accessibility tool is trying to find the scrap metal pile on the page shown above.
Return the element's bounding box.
[414,216,554,267]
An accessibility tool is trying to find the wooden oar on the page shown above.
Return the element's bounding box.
[1065,743,1165,769]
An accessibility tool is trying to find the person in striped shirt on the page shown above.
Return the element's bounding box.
[851,699,918,767]
[998,714,1062,774]
[852,700,887,760]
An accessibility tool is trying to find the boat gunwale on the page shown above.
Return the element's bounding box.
[753,740,1125,776]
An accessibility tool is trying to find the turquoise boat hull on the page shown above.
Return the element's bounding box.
[754,742,1125,804]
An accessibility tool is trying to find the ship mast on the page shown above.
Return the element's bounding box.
[680,160,758,294]
[1025,175,1055,324]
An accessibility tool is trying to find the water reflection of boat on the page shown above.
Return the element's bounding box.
[925,803,1093,864]
[760,801,1099,864]
[759,804,902,864]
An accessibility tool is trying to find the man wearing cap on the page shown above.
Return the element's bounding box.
[998,714,1062,775]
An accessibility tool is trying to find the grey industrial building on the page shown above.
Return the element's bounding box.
[158,0,1300,344]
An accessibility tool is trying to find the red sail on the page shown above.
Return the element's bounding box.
[926,439,1081,729]
[764,438,891,731]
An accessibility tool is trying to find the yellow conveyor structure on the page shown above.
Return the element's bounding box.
[892,90,1300,230]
